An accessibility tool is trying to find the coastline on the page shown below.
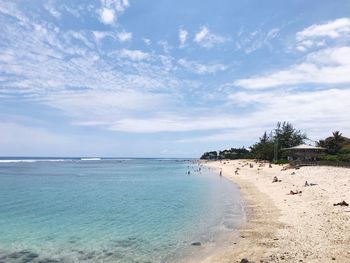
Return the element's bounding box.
[175,167,245,263]
[200,160,350,263]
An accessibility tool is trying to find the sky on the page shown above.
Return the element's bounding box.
[0,0,350,157]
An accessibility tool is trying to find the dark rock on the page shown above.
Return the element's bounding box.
[37,259,61,263]
[332,257,336,260]
[7,250,37,261]
[21,252,39,262]
[113,238,136,248]
[8,252,22,259]
[191,242,201,246]
[240,259,249,263]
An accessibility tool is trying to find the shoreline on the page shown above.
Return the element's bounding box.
[175,167,245,263]
[200,160,350,263]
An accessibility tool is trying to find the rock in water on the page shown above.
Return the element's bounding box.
[191,242,201,246]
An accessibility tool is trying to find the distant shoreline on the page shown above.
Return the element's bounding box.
[200,160,350,263]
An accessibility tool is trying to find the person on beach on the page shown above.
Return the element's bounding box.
[219,168,222,177]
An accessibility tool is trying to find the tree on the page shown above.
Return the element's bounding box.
[273,122,306,149]
[250,122,306,161]
[250,131,274,160]
[218,147,251,159]
[318,131,345,155]
[200,151,218,160]
[200,122,307,162]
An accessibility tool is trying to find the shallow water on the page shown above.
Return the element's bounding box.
[0,158,243,262]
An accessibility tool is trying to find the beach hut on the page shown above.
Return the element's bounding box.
[283,144,326,164]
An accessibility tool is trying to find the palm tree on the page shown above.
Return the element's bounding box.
[332,131,344,144]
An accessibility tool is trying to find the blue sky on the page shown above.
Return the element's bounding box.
[1,0,350,157]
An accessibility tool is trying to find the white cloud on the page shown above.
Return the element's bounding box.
[117,31,132,42]
[194,26,227,49]
[296,45,307,52]
[94,30,132,43]
[235,27,280,54]
[118,49,150,61]
[179,28,188,47]
[44,1,61,18]
[100,8,115,24]
[195,27,209,42]
[142,38,151,45]
[99,0,130,25]
[0,6,183,131]
[229,88,350,136]
[93,31,109,41]
[105,87,350,137]
[178,87,350,142]
[297,18,350,40]
[233,46,350,89]
[3,1,349,152]
[46,90,172,122]
[178,58,227,75]
[100,0,130,12]
[158,40,171,53]
[266,28,280,39]
[0,1,29,25]
[109,116,238,133]
[296,18,350,51]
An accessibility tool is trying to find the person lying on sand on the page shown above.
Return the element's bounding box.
[333,201,349,206]
[289,190,302,195]
[304,181,318,187]
[272,176,281,183]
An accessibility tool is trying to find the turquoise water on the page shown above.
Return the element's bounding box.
[0,158,243,263]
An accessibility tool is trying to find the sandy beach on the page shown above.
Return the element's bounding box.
[201,160,350,263]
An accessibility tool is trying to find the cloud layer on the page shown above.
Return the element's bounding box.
[0,1,349,156]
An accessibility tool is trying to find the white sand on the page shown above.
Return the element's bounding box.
[201,160,350,263]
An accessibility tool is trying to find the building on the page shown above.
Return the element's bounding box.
[283,144,326,163]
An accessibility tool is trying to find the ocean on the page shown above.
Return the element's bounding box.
[0,158,244,263]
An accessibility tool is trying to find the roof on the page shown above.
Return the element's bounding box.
[284,144,326,150]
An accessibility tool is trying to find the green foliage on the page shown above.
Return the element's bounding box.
[200,151,218,160]
[199,123,350,165]
[218,147,252,160]
[318,131,350,155]
[273,122,307,149]
[339,148,350,154]
[338,154,350,162]
[272,159,289,165]
[250,122,306,161]
[319,154,338,161]
[250,131,274,161]
[319,153,350,162]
